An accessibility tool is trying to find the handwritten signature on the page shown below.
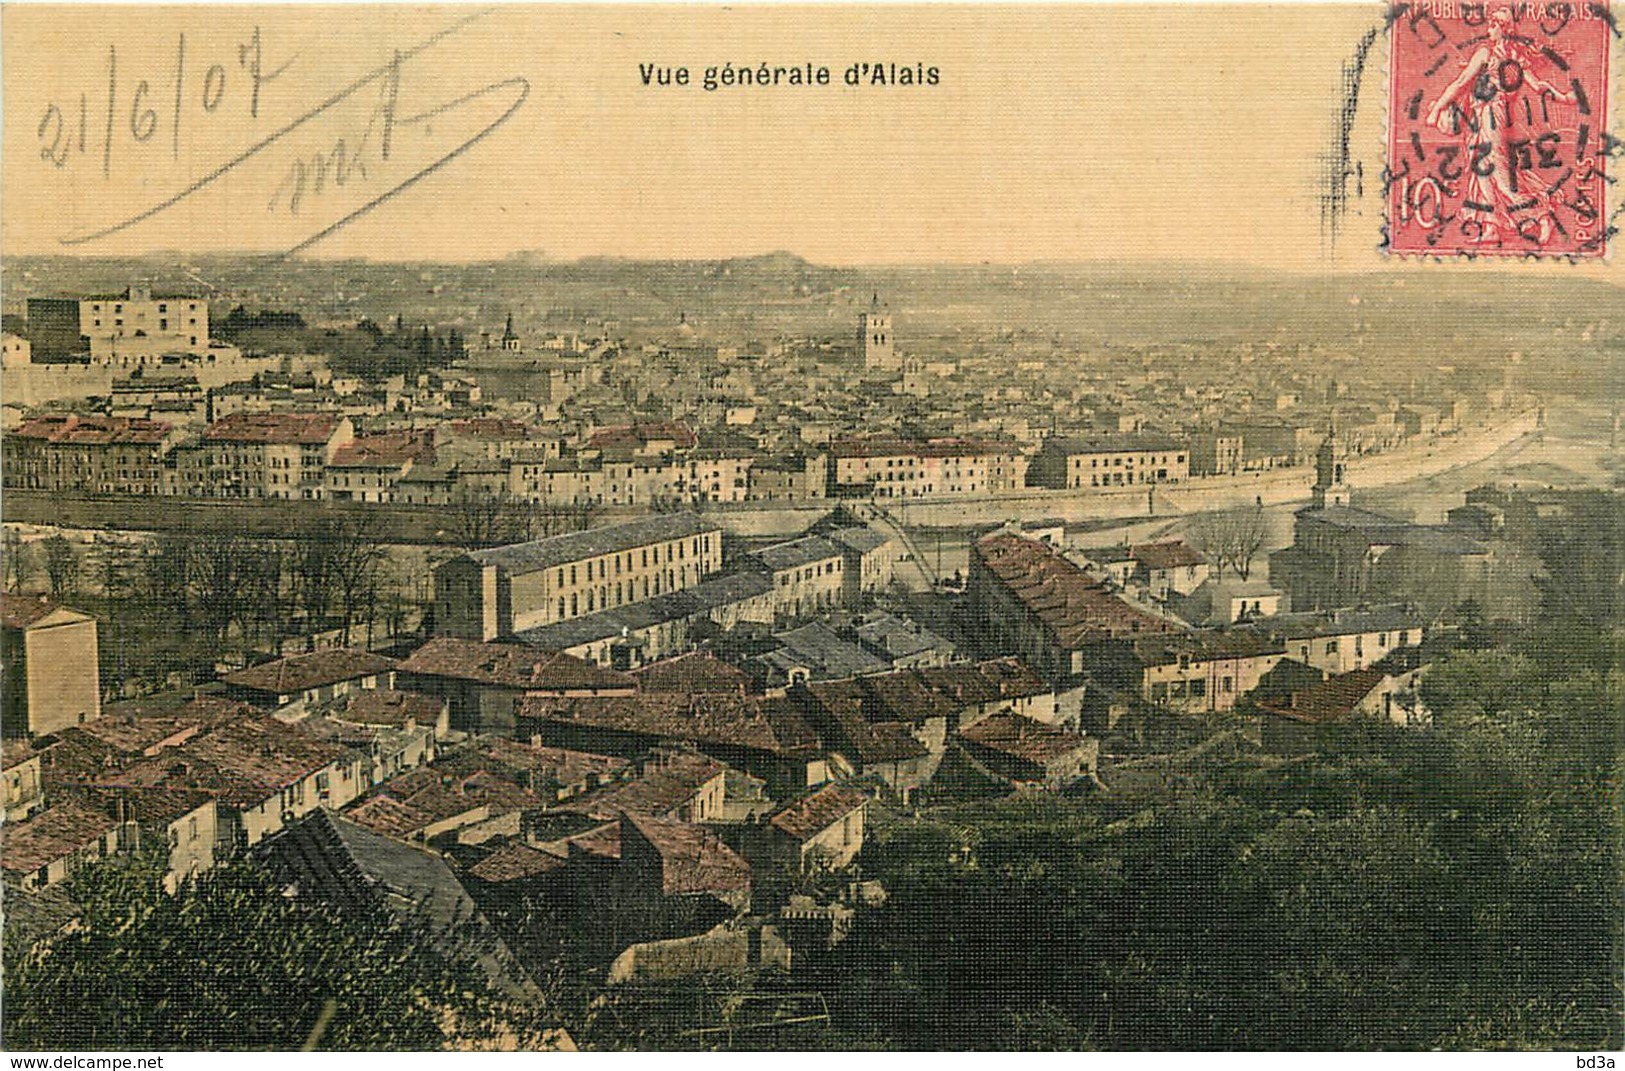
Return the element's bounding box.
[37,10,529,256]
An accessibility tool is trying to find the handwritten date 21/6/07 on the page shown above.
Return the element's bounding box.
[36,27,291,178]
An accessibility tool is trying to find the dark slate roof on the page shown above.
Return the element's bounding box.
[461,514,717,577]
[763,623,889,680]
[262,811,535,997]
[511,571,772,650]
[826,526,890,555]
[752,536,845,573]
[1255,604,1424,641]
[1299,506,1488,555]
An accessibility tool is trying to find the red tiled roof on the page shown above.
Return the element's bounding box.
[467,841,568,883]
[1256,668,1388,724]
[447,418,537,442]
[1130,540,1208,570]
[919,658,1051,705]
[11,414,171,446]
[82,695,256,754]
[344,794,438,839]
[204,412,344,445]
[563,753,725,820]
[220,649,397,696]
[0,593,89,631]
[2,739,38,770]
[0,799,117,875]
[975,533,1176,647]
[337,689,445,728]
[633,652,752,696]
[471,738,630,791]
[587,421,697,451]
[329,431,436,468]
[519,693,813,754]
[769,783,867,842]
[66,784,215,827]
[959,713,1093,767]
[566,821,622,861]
[172,718,350,793]
[622,813,752,897]
[398,638,635,692]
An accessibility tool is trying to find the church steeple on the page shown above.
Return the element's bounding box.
[1312,413,1351,509]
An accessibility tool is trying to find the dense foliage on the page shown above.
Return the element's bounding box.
[3,851,544,1051]
[774,629,1623,1050]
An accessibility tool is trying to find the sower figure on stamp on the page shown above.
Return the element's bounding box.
[1424,7,1578,247]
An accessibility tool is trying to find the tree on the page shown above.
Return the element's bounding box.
[3,851,558,1051]
[4,529,36,592]
[325,516,388,646]
[42,534,78,597]
[1190,505,1268,580]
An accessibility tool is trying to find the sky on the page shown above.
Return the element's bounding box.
[1,3,1619,282]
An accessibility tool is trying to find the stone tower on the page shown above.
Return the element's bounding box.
[1312,416,1351,510]
[859,293,896,372]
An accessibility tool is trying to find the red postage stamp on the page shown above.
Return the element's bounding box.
[1387,0,1612,257]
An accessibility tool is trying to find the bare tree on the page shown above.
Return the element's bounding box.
[42,535,78,598]
[4,530,36,592]
[449,486,508,547]
[327,516,388,647]
[1190,505,1268,581]
[89,539,141,601]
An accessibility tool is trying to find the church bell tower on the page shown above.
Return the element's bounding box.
[1312,416,1351,509]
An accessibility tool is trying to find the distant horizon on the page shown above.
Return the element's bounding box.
[9,248,1623,286]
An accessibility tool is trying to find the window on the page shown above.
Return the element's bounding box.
[1191,679,1207,697]
[1325,641,1338,654]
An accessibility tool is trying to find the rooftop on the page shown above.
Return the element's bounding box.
[467,841,568,883]
[959,712,1095,766]
[1253,604,1424,642]
[622,813,752,897]
[1255,668,1389,724]
[1,593,93,631]
[565,752,726,820]
[203,412,346,445]
[11,414,172,446]
[752,535,845,573]
[976,533,1178,647]
[768,783,868,842]
[329,431,436,469]
[1044,433,1185,455]
[397,637,635,691]
[520,692,817,755]
[1129,540,1208,570]
[0,800,118,876]
[829,435,1022,459]
[460,513,718,578]
[511,571,773,651]
[334,689,445,728]
[220,649,397,697]
[632,651,753,695]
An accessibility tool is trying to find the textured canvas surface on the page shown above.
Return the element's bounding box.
[1,2,1620,1055]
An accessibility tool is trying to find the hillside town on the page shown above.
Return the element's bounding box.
[2,260,1620,1049]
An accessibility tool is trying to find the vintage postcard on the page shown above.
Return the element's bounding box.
[1,2,1620,1056]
